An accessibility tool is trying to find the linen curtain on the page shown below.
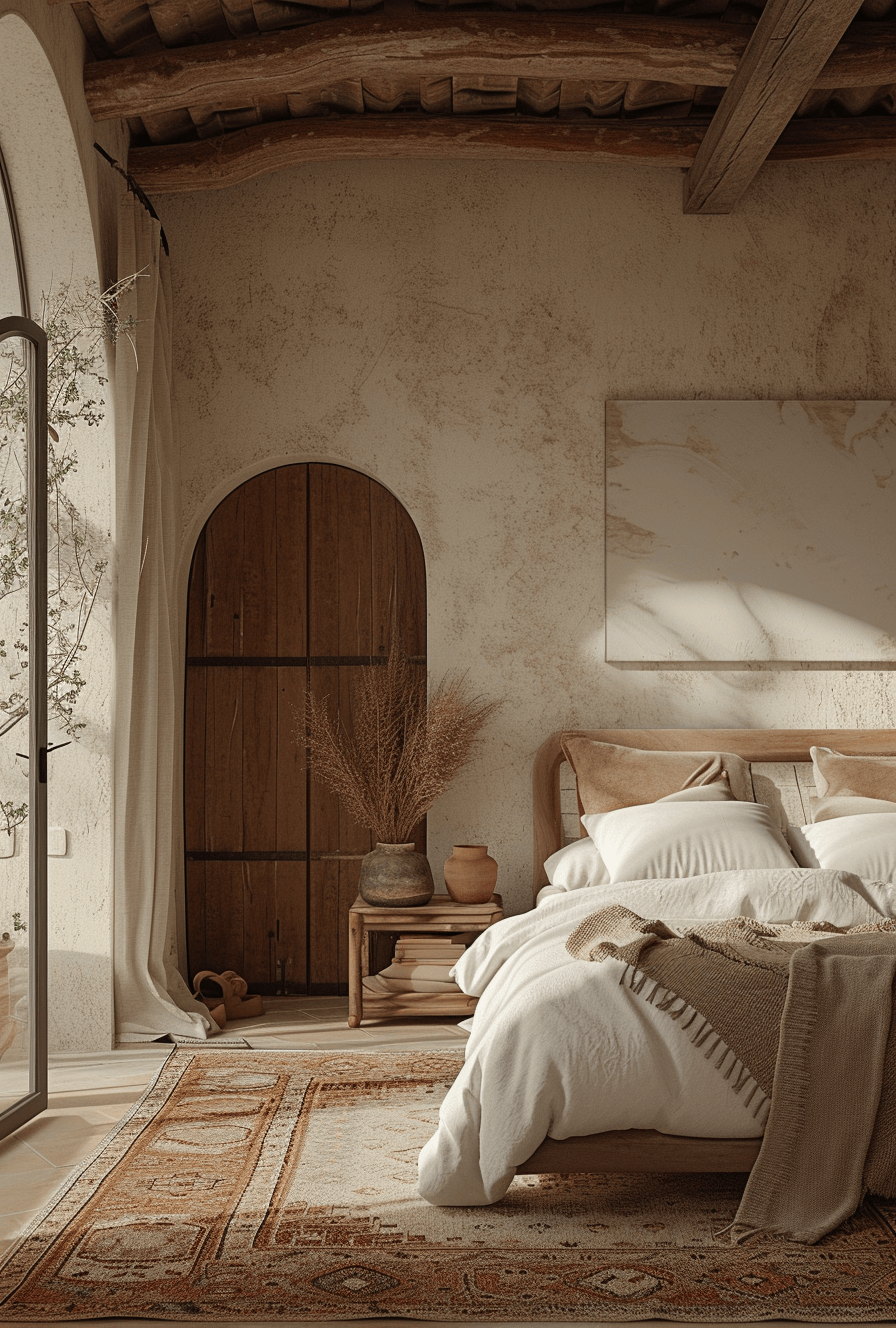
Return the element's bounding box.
[113,195,213,1040]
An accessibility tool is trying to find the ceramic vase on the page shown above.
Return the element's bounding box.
[444,845,498,904]
[359,842,435,908]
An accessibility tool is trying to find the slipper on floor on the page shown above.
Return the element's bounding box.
[205,1001,227,1030]
[193,970,264,1021]
[219,971,264,1019]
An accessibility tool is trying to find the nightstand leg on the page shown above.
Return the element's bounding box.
[348,912,363,1028]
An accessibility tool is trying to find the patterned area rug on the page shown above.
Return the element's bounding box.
[1,1049,895,1322]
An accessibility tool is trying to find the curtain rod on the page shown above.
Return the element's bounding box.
[93,143,170,256]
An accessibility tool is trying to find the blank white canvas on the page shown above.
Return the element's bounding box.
[605,400,896,662]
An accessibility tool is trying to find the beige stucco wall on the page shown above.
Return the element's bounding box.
[160,158,896,921]
[0,0,126,1051]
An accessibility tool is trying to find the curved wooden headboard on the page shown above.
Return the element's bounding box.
[532,728,896,896]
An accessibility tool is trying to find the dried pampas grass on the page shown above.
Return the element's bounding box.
[300,647,500,845]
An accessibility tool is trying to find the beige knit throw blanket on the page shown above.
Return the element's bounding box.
[566,905,896,1243]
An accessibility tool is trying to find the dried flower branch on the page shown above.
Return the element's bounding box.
[0,799,26,835]
[300,646,500,844]
[0,274,142,739]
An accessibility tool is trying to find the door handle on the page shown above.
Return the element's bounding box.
[16,740,72,784]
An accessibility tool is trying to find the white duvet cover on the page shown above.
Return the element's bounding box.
[417,867,896,1206]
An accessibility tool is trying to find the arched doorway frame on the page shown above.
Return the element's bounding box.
[176,455,429,986]
[0,11,120,1056]
[0,139,28,317]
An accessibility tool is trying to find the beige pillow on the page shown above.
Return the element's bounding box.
[656,784,735,805]
[811,795,896,823]
[560,736,754,814]
[810,747,896,802]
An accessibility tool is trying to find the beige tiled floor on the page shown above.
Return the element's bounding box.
[0,1003,867,1326]
[233,995,472,1053]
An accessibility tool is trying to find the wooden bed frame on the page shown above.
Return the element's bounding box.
[516,727,896,1177]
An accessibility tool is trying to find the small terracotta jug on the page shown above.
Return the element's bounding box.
[444,845,498,904]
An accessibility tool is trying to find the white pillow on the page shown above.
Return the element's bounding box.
[582,801,796,884]
[543,837,610,893]
[798,814,896,882]
[540,782,735,902]
[785,824,815,868]
[811,796,896,822]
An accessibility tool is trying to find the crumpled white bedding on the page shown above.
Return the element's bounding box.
[417,868,896,1206]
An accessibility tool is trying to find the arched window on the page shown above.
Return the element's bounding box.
[0,13,116,1066]
[0,142,27,318]
[0,125,43,1133]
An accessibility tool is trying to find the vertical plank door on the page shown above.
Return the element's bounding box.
[184,464,426,994]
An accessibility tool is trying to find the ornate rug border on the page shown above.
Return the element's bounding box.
[0,1050,465,1288]
[0,1046,183,1270]
[0,1051,894,1323]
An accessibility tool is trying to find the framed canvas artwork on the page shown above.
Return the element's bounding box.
[605,400,896,663]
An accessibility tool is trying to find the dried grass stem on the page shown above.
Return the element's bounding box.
[300,647,499,844]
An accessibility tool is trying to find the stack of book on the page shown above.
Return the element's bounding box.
[362,932,475,996]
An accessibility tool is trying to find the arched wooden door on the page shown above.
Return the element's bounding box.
[184,464,426,994]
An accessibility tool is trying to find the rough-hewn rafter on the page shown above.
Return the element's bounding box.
[684,0,866,214]
[129,118,703,192]
[84,14,896,122]
[762,114,896,158]
[128,113,896,194]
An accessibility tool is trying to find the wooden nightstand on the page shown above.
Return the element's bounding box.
[347,893,503,1027]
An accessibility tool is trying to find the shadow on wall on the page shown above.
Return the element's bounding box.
[4,948,113,1055]
[570,601,896,737]
[606,581,896,667]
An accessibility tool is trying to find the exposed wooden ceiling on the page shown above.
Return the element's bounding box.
[56,0,896,209]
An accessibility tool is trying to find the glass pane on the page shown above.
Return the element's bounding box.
[0,330,32,1115]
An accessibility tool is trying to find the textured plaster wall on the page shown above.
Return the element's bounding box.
[0,0,126,1050]
[161,159,896,920]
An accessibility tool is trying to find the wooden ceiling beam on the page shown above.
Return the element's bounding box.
[683,0,866,214]
[129,118,705,192]
[128,113,896,194]
[84,17,746,121]
[84,14,896,121]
